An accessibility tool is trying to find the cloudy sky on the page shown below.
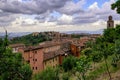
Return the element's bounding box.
[0,0,119,32]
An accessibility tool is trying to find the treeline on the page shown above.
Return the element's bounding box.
[10,33,52,46]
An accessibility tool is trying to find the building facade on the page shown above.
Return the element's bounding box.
[19,41,71,73]
[19,46,44,74]
[9,43,25,53]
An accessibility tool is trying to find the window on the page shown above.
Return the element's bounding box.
[36,67,37,70]
[27,60,30,63]
[33,67,34,70]
[56,64,57,67]
[33,59,34,61]
[33,51,37,54]
[53,59,54,62]
[35,59,37,61]
[56,57,57,61]
[35,51,37,54]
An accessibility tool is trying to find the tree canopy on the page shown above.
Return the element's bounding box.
[111,0,120,14]
[33,67,59,80]
[0,33,32,80]
[10,33,52,46]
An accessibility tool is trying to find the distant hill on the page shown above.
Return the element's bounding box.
[0,32,32,39]
[64,29,103,34]
[0,29,103,39]
[9,32,52,46]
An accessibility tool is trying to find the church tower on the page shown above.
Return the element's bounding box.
[107,15,114,29]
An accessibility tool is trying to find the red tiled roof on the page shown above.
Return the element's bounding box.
[24,46,43,52]
[43,50,60,61]
[43,48,69,61]
[39,41,61,48]
[9,43,25,48]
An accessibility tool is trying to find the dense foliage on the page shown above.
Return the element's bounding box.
[62,56,77,72]
[10,33,52,46]
[85,25,120,80]
[75,56,91,80]
[33,67,59,80]
[0,33,32,80]
[111,0,120,14]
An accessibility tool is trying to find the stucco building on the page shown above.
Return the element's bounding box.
[19,41,71,73]
[19,46,44,73]
[9,43,25,53]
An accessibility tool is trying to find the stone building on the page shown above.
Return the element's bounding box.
[70,44,80,57]
[9,43,25,53]
[19,41,71,74]
[32,32,39,36]
[19,46,44,74]
[107,15,114,28]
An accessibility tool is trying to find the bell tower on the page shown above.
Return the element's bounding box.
[107,15,114,29]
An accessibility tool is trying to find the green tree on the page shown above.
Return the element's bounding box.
[85,41,94,48]
[0,32,32,80]
[111,0,120,14]
[62,56,77,72]
[115,40,120,55]
[103,28,115,43]
[115,25,120,39]
[90,50,102,69]
[20,64,33,80]
[112,40,120,67]
[75,56,91,80]
[33,67,60,80]
[82,48,92,57]
[62,73,69,80]
[10,32,51,46]
[98,43,114,80]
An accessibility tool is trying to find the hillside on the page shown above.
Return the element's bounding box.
[9,32,52,46]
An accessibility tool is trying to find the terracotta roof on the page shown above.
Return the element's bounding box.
[62,48,70,52]
[57,50,65,55]
[39,41,61,48]
[72,43,85,47]
[43,50,60,61]
[44,49,67,61]
[24,46,43,52]
[43,47,71,61]
[24,40,70,52]
[9,43,25,48]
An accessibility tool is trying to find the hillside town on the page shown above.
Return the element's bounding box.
[9,31,101,74]
[8,15,116,74]
[0,0,120,80]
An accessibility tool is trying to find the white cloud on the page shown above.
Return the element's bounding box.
[88,2,99,11]
[0,0,120,33]
[0,19,119,32]
[11,17,38,26]
[58,14,73,23]
[57,0,85,15]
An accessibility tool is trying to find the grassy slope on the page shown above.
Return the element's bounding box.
[86,56,120,80]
